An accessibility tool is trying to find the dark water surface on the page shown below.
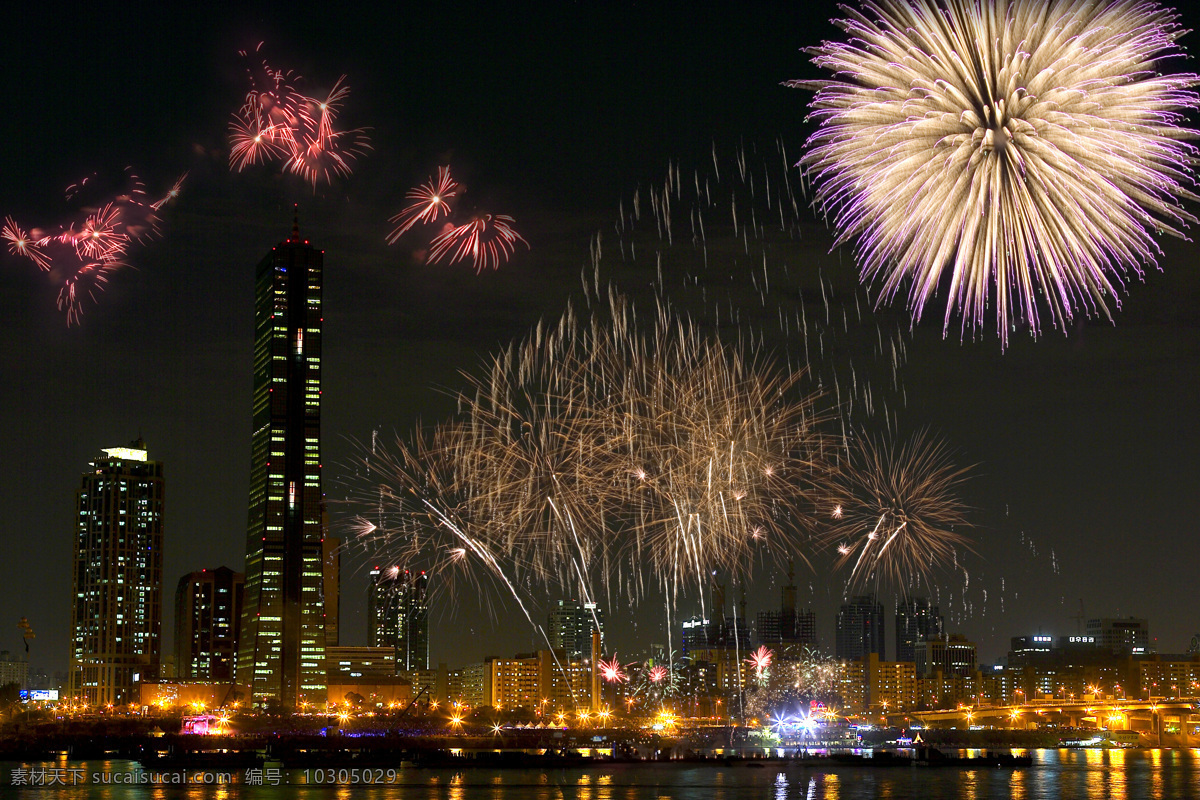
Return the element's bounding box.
[4,749,1199,798]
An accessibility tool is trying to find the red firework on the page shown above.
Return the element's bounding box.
[387,166,460,243]
[746,645,773,677]
[598,656,628,684]
[427,213,528,273]
[4,169,186,323]
[647,665,669,684]
[229,44,370,189]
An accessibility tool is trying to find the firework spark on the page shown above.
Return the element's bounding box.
[598,656,628,683]
[350,292,830,621]
[3,170,186,323]
[794,0,1199,347]
[387,166,459,243]
[229,44,370,188]
[747,645,773,676]
[427,213,528,273]
[824,430,971,590]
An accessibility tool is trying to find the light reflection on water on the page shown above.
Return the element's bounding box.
[3,751,1199,799]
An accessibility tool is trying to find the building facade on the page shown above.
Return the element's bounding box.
[174,567,244,682]
[835,595,885,661]
[548,600,604,661]
[368,567,430,671]
[895,596,943,663]
[237,218,328,709]
[69,441,164,706]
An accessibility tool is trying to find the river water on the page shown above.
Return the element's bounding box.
[3,749,1198,798]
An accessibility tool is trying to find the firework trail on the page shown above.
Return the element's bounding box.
[427,214,528,273]
[229,44,371,188]
[351,290,834,636]
[792,0,1200,348]
[386,167,528,271]
[825,430,972,591]
[387,166,459,243]
[3,169,186,323]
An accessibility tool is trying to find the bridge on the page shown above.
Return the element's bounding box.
[896,698,1200,747]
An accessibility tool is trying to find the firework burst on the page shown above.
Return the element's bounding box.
[824,430,972,590]
[794,0,1200,347]
[229,44,370,188]
[427,213,528,273]
[3,169,186,323]
[350,292,831,621]
[387,166,460,243]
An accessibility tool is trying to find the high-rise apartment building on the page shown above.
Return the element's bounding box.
[237,217,328,709]
[548,600,604,661]
[174,567,244,682]
[368,567,429,671]
[835,594,885,661]
[895,596,944,663]
[69,440,164,706]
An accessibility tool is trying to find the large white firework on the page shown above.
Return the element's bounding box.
[794,0,1199,347]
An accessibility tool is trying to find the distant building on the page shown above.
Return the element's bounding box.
[326,646,397,680]
[236,217,328,709]
[1087,617,1150,654]
[757,563,817,651]
[895,597,943,663]
[174,567,244,681]
[548,600,604,661]
[368,567,430,671]
[0,651,28,689]
[914,634,977,678]
[835,595,885,661]
[69,440,164,706]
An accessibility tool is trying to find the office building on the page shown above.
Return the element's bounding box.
[548,600,604,661]
[174,567,244,681]
[323,534,340,648]
[237,216,328,709]
[69,440,164,706]
[1087,617,1150,655]
[835,594,885,661]
[895,596,943,663]
[368,567,429,671]
[914,634,977,678]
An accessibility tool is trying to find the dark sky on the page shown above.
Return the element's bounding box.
[2,1,1198,676]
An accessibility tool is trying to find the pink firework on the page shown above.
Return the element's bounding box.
[746,645,773,677]
[598,656,628,684]
[229,44,370,189]
[427,213,528,273]
[4,169,185,323]
[647,665,669,684]
[387,167,460,243]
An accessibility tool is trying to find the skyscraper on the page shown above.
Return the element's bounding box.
[175,567,244,682]
[69,440,164,706]
[548,600,604,661]
[835,594,885,661]
[756,563,817,652]
[237,215,328,709]
[895,596,944,663]
[368,567,430,672]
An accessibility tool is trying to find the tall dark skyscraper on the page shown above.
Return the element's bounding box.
[175,567,244,682]
[237,216,328,709]
[756,563,817,652]
[548,600,604,661]
[368,567,430,671]
[69,440,163,706]
[835,594,885,661]
[895,596,944,662]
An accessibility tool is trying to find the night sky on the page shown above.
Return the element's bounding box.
[2,1,1198,677]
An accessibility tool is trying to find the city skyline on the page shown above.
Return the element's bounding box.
[1,1,1198,676]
